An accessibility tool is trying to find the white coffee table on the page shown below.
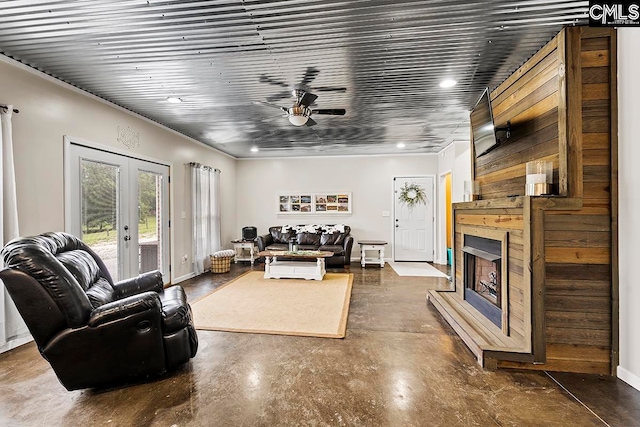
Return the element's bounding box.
[258,250,333,281]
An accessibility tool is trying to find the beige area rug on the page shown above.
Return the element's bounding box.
[192,271,353,338]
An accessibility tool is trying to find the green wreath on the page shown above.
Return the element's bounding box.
[398,182,427,208]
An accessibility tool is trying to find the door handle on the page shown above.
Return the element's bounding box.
[124,225,131,241]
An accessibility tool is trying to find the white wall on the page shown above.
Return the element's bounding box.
[436,142,471,264]
[236,155,438,260]
[454,142,472,202]
[436,141,471,202]
[617,28,640,391]
[0,57,237,282]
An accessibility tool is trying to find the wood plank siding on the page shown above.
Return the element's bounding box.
[453,210,528,350]
[540,28,614,374]
[430,27,616,376]
[475,35,561,200]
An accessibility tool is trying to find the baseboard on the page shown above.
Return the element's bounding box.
[0,334,33,354]
[349,257,392,263]
[618,365,640,391]
[172,272,196,284]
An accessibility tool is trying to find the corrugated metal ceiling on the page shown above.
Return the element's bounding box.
[0,0,588,158]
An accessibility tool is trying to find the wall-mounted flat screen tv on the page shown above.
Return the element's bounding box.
[470,87,500,158]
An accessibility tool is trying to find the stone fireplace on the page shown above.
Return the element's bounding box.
[461,229,509,334]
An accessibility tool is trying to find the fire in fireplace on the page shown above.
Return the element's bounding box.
[473,257,500,306]
[462,235,503,328]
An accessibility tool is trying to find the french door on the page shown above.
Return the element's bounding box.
[394,176,435,262]
[66,142,170,283]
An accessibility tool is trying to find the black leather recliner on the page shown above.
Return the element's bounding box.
[0,232,198,390]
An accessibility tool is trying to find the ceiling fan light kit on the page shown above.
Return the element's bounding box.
[258,75,346,127]
[289,114,309,126]
[288,104,311,126]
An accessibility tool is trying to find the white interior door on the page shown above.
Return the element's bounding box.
[66,143,170,283]
[394,176,434,262]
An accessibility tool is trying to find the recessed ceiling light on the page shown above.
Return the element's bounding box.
[250,147,259,152]
[397,143,406,148]
[439,79,457,88]
[166,96,182,103]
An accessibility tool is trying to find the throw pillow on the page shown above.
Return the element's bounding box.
[323,224,346,234]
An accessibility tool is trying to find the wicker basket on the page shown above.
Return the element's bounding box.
[210,250,235,273]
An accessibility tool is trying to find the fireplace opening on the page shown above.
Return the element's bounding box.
[463,235,502,328]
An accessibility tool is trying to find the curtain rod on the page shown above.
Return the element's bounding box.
[0,104,19,114]
[187,162,220,172]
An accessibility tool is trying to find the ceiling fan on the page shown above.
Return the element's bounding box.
[257,89,346,127]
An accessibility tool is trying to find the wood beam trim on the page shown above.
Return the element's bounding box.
[453,197,523,210]
[527,197,546,362]
[567,27,584,198]
[557,28,569,196]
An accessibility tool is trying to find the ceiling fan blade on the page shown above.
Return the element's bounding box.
[261,115,287,123]
[300,91,318,107]
[254,101,287,112]
[259,75,289,88]
[314,86,347,93]
[266,91,292,102]
[312,109,346,116]
[300,67,320,86]
[305,117,318,127]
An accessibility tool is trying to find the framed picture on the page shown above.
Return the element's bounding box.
[277,192,352,214]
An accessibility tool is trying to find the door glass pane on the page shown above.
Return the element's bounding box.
[80,160,119,281]
[138,171,163,274]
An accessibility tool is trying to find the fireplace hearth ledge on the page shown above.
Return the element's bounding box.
[427,290,533,366]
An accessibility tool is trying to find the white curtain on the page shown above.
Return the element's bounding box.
[0,105,30,353]
[190,164,221,275]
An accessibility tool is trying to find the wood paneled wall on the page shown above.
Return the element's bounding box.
[540,28,615,374]
[474,35,562,199]
[492,27,615,375]
[442,27,616,375]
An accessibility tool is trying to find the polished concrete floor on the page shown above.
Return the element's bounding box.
[1,262,639,426]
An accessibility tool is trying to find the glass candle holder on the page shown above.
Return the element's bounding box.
[525,160,553,196]
[464,180,480,201]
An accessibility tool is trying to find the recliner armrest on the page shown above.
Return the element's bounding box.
[114,270,164,298]
[256,234,273,251]
[88,292,161,327]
